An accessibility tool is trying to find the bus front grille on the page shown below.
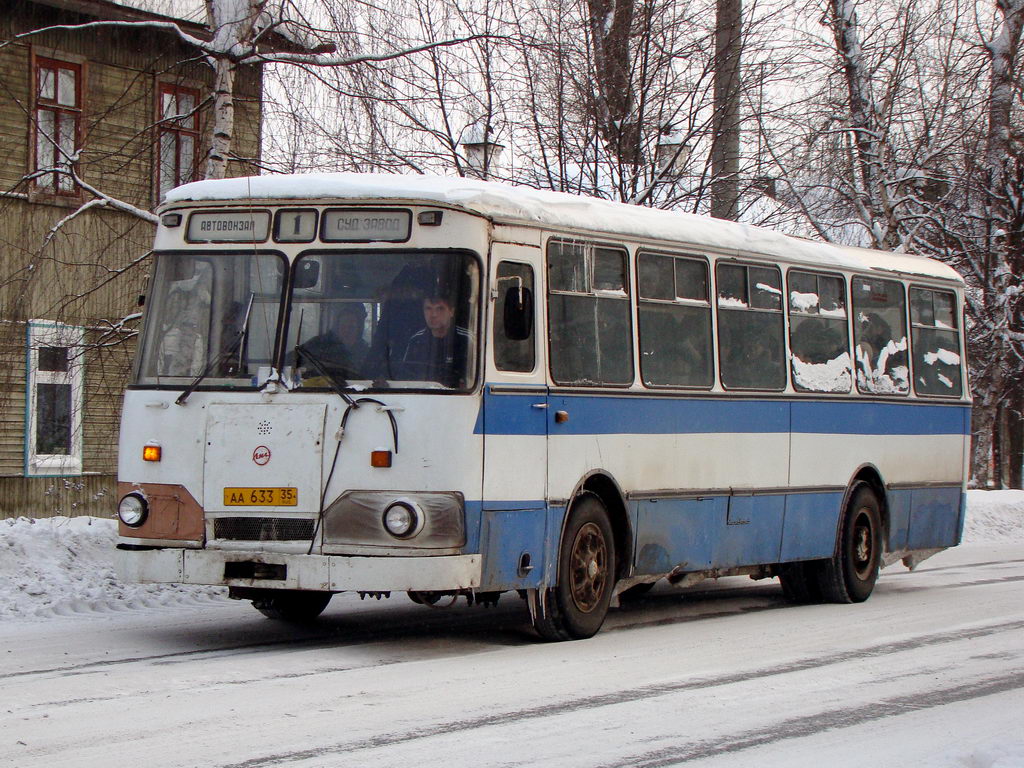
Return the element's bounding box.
[214,517,315,542]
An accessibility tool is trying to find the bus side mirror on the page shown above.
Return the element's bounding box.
[295,260,320,290]
[503,285,533,341]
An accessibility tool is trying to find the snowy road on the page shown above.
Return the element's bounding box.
[3,543,1023,767]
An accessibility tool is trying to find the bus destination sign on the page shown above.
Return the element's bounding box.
[322,209,411,242]
[187,211,271,243]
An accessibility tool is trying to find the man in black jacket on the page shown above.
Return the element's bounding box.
[402,292,472,388]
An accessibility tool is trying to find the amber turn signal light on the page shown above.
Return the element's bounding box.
[142,445,162,462]
[370,450,392,468]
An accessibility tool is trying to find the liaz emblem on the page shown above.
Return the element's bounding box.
[252,445,271,465]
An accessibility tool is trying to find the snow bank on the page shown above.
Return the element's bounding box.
[0,516,225,620]
[963,489,1024,543]
[0,490,1021,619]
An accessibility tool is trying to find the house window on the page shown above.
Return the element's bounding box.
[34,57,81,194]
[27,321,84,476]
[157,83,200,198]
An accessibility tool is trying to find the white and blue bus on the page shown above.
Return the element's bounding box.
[115,173,969,640]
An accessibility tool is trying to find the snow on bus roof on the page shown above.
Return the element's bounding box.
[165,173,962,283]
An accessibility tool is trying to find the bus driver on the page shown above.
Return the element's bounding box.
[402,291,472,388]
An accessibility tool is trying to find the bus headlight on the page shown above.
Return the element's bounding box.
[382,499,423,539]
[118,494,148,527]
[322,491,465,549]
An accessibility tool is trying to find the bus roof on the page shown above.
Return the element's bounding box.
[165,173,963,284]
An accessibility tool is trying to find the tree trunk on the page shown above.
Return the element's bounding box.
[710,0,741,220]
[586,0,639,165]
[971,400,996,487]
[826,0,897,248]
[206,57,236,180]
[979,0,1024,487]
[203,0,263,180]
[1008,389,1023,488]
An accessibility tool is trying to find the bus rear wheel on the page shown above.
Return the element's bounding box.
[818,484,882,603]
[531,493,616,641]
[252,590,333,622]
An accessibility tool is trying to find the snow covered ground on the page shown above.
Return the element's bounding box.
[0,491,1022,767]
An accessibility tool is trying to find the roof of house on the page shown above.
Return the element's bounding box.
[26,0,324,54]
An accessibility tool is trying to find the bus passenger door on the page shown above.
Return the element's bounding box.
[481,249,549,591]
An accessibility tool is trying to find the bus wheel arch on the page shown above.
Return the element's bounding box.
[819,478,883,603]
[780,469,888,606]
[530,475,627,641]
[577,472,632,583]
[846,465,889,554]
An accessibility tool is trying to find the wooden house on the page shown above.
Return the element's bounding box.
[0,0,264,517]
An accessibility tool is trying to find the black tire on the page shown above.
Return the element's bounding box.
[252,590,333,622]
[818,484,882,603]
[532,493,616,641]
[778,561,823,604]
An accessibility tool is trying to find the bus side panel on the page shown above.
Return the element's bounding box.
[907,487,963,549]
[718,495,784,568]
[779,492,844,561]
[634,494,787,573]
[886,490,913,552]
[634,497,723,573]
[479,505,548,590]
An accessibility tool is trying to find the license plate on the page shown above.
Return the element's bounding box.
[223,487,298,506]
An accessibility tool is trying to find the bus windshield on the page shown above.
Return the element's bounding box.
[135,252,286,386]
[288,250,479,391]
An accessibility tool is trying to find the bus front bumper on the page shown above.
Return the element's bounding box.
[115,547,482,592]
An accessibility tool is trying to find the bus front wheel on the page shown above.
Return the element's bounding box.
[531,493,616,641]
[818,484,882,603]
[252,590,333,622]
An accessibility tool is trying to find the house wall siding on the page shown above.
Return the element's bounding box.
[0,1,264,518]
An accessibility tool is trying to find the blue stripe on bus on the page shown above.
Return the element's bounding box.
[477,387,970,437]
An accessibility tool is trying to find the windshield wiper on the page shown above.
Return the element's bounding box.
[175,293,254,406]
[294,341,356,407]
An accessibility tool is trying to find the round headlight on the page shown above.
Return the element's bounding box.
[382,500,421,539]
[118,494,148,527]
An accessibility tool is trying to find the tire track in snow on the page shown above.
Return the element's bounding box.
[215,618,1024,768]
[0,608,530,682]
[596,669,1024,768]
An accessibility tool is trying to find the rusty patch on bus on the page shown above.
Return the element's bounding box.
[118,482,204,542]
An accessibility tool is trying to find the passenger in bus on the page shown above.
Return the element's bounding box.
[366,264,431,380]
[790,317,842,365]
[402,292,472,387]
[299,302,369,380]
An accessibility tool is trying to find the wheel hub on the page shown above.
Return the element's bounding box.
[569,522,608,613]
[851,508,875,580]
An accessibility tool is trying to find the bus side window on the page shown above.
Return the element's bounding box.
[852,277,909,395]
[637,252,713,388]
[909,287,963,397]
[547,241,633,386]
[494,261,535,373]
[787,270,852,393]
[716,262,786,390]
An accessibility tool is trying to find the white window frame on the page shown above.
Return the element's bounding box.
[26,320,84,476]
